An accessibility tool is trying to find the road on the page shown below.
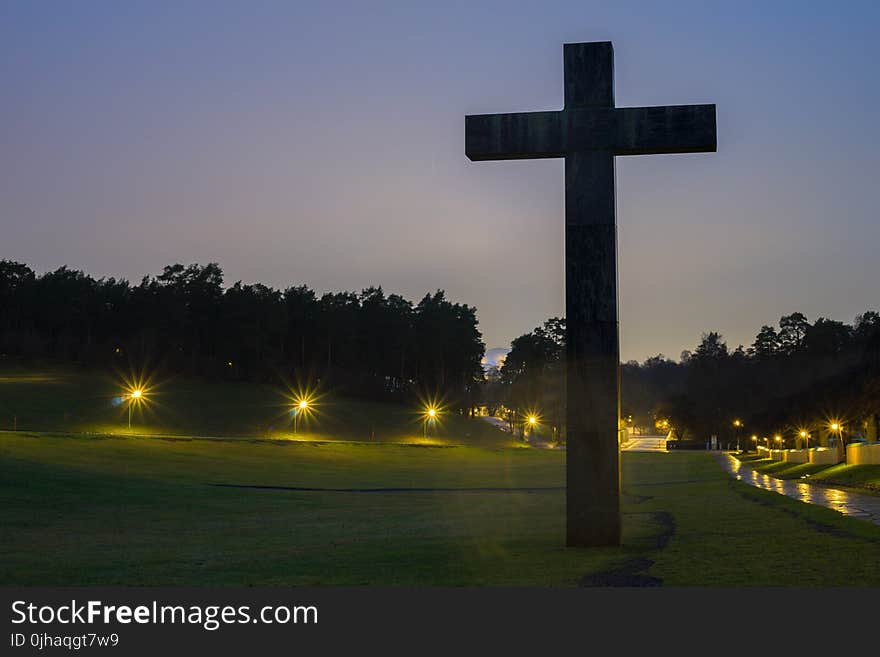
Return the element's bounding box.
[479,416,561,448]
[621,435,668,452]
[480,416,512,433]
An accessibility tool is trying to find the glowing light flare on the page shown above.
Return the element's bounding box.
[416,399,446,439]
[290,394,316,435]
[290,391,316,416]
[414,394,447,439]
[124,384,150,405]
[419,401,444,423]
[118,369,156,407]
[114,368,162,433]
[122,382,152,431]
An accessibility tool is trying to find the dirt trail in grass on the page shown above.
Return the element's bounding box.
[579,510,675,587]
[211,483,564,493]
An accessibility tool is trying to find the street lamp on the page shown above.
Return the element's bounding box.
[829,421,843,454]
[127,388,143,430]
[799,429,809,449]
[424,407,438,438]
[293,398,310,435]
[526,414,539,440]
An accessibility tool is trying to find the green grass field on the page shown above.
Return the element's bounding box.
[4,432,880,586]
[4,363,880,586]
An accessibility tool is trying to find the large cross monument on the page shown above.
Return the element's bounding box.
[465,42,716,547]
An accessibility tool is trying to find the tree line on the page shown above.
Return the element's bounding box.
[0,261,486,410]
[656,311,880,446]
[482,318,565,439]
[490,311,880,446]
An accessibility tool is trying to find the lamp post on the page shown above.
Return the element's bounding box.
[830,421,844,461]
[127,389,142,431]
[733,419,743,451]
[294,399,309,435]
[425,407,437,438]
[527,414,538,441]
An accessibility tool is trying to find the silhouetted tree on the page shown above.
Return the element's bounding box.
[489,308,880,453]
[779,312,809,355]
[750,325,780,360]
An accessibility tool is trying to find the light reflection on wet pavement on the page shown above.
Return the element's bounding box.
[716,453,880,525]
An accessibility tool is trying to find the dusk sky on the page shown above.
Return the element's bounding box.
[2,1,878,361]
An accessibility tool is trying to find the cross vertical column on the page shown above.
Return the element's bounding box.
[565,150,620,547]
[465,40,714,548]
[563,41,620,547]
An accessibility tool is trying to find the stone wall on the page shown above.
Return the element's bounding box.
[846,443,880,465]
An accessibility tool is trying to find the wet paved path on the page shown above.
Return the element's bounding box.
[715,452,880,525]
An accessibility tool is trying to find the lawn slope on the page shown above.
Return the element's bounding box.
[0,361,512,446]
[3,436,880,586]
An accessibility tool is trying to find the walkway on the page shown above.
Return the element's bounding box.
[715,452,880,525]
[621,436,668,452]
[479,416,559,448]
[479,416,512,433]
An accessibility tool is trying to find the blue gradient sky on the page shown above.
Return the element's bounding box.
[2,1,878,360]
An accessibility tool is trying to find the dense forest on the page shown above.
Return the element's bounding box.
[0,261,485,411]
[5,259,880,446]
[493,312,880,448]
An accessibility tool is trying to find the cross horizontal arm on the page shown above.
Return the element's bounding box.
[465,104,716,160]
[465,111,565,161]
[612,104,716,155]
